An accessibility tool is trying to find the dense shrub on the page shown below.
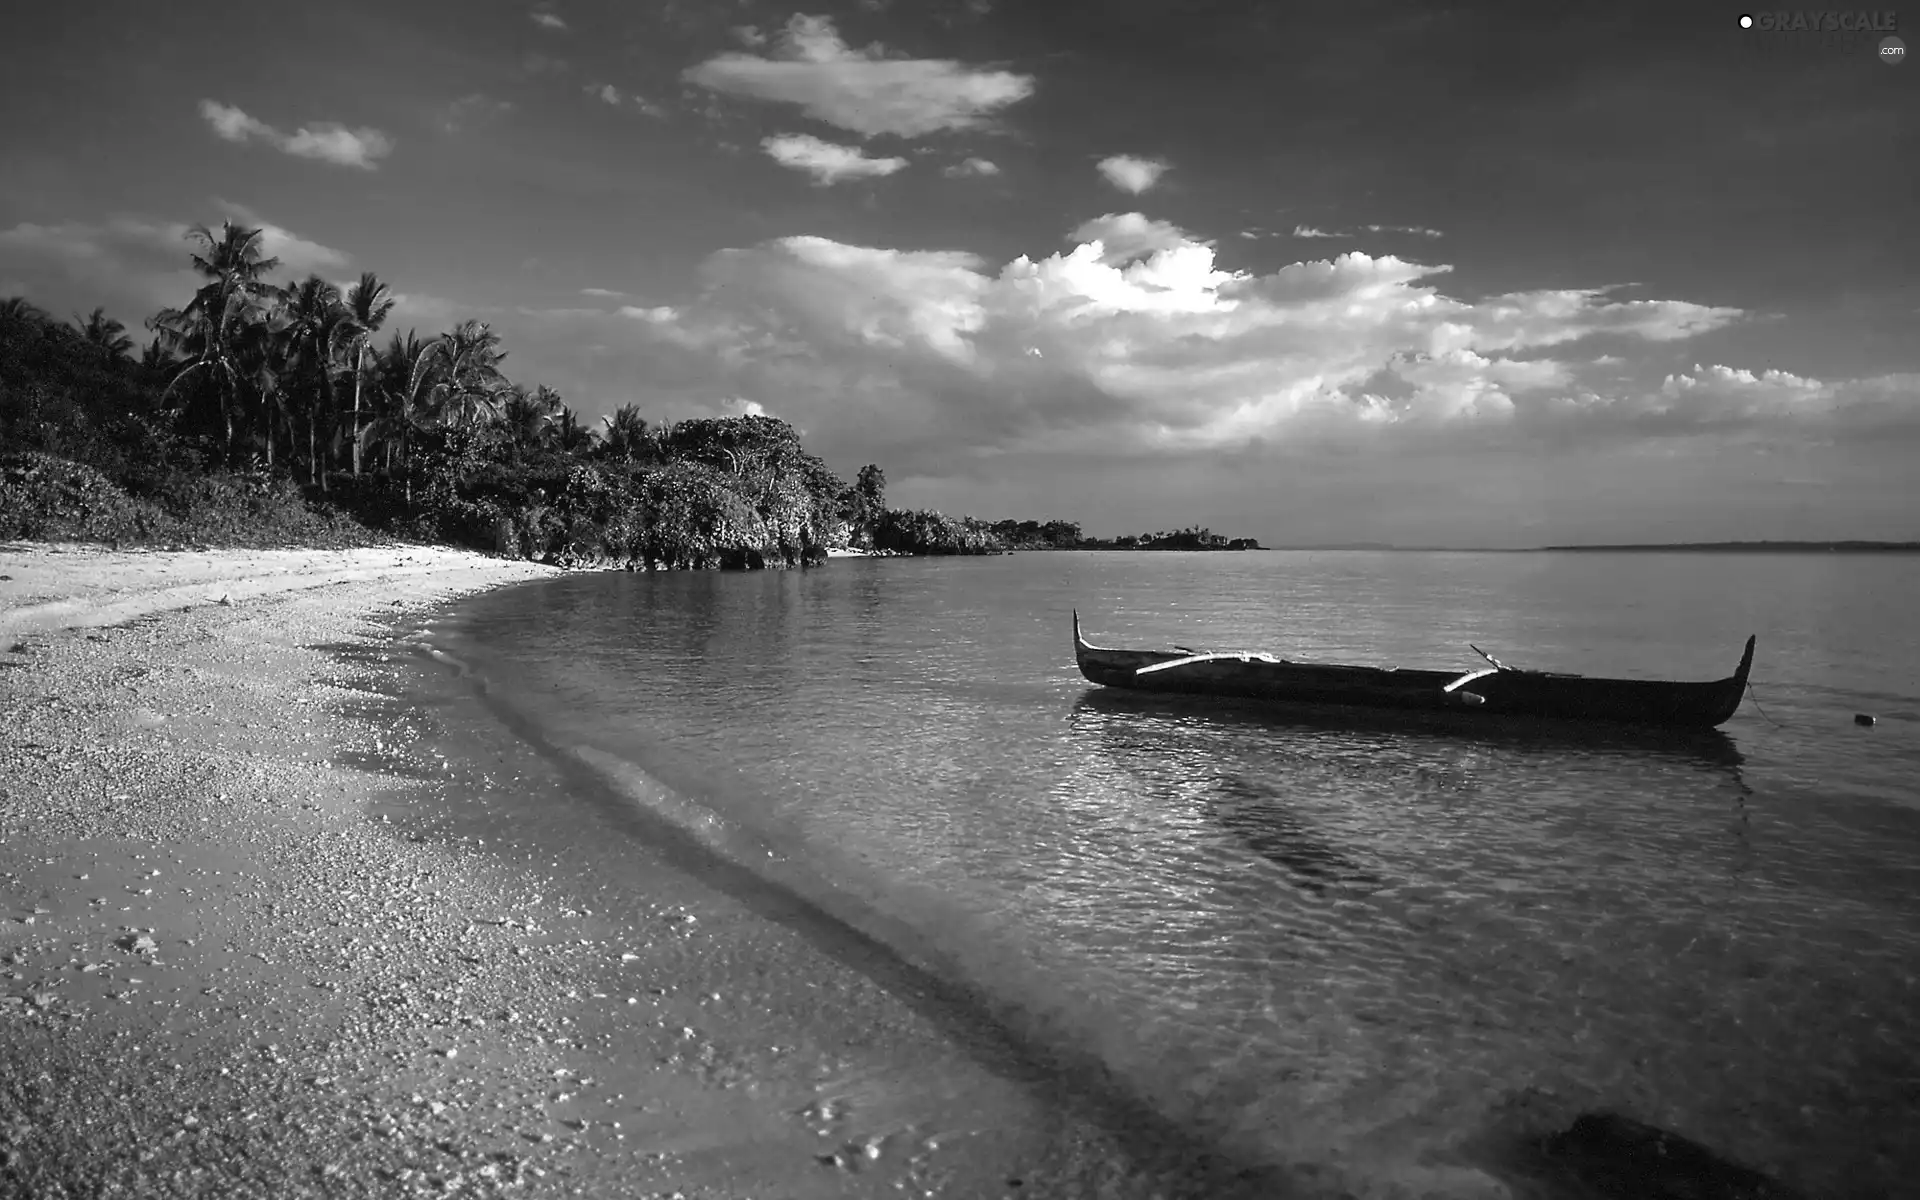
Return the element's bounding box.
[872,508,1006,555]
[0,451,374,548]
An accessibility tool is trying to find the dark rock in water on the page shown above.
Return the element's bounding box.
[1854,712,1876,726]
[1542,1112,1806,1200]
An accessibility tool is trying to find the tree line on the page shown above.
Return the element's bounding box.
[0,220,1024,561]
[0,219,1259,562]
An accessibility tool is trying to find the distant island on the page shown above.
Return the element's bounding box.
[1540,541,1920,553]
[983,521,1262,551]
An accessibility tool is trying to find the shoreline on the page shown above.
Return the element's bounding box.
[0,541,1286,1198]
[4,540,1727,1200]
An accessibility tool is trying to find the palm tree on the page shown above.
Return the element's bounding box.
[498,384,563,458]
[148,221,282,455]
[599,404,652,463]
[341,272,395,477]
[1,296,49,324]
[365,330,441,504]
[279,275,348,487]
[139,336,176,374]
[72,307,135,358]
[553,405,598,454]
[420,319,509,431]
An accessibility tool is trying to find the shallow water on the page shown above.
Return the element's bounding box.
[417,550,1920,1196]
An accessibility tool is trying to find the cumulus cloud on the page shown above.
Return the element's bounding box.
[1068,213,1198,265]
[557,218,1787,475]
[198,100,393,169]
[943,156,1000,177]
[762,133,908,184]
[1292,225,1343,238]
[530,9,567,30]
[1365,224,1444,237]
[212,201,350,275]
[1097,155,1168,194]
[580,287,626,298]
[684,14,1034,137]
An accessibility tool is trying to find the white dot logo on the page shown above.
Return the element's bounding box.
[1738,13,1754,28]
[1882,35,1907,64]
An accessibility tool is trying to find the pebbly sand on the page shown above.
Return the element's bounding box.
[0,542,1327,1200]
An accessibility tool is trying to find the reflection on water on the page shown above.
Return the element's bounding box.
[435,552,1920,1197]
[1208,771,1383,896]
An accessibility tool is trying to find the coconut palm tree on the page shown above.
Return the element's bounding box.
[0,296,48,322]
[148,222,283,456]
[599,403,652,463]
[341,272,395,477]
[279,275,348,487]
[139,336,177,374]
[498,384,563,458]
[72,307,135,358]
[553,404,598,455]
[365,330,442,505]
[420,319,509,431]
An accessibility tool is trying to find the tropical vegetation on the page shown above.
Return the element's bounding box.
[1,219,1258,562]
[1,221,964,562]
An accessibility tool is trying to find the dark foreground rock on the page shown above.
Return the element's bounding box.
[1542,1112,1808,1200]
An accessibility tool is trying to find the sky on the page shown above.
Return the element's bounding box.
[1,0,1914,546]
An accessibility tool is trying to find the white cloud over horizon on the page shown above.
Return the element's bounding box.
[198,100,394,169]
[943,157,1001,178]
[762,133,909,184]
[491,213,1919,493]
[684,14,1035,137]
[1097,155,1169,194]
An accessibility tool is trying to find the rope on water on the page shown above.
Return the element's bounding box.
[1744,680,1788,728]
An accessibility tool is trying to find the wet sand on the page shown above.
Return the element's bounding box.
[0,543,1301,1199]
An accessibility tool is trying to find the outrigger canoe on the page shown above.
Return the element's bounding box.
[1072,611,1756,729]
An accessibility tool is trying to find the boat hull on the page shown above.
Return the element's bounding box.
[1072,612,1755,730]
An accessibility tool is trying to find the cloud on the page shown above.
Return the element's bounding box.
[1068,213,1198,265]
[561,217,1800,477]
[198,100,393,169]
[762,134,908,184]
[580,287,627,299]
[212,201,350,275]
[0,208,350,317]
[943,156,1000,177]
[441,93,514,133]
[530,9,567,30]
[1295,223,1444,240]
[585,83,667,117]
[388,291,468,326]
[1096,155,1168,195]
[684,14,1035,137]
[520,52,569,76]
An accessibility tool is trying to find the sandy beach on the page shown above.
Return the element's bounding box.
[0,542,1287,1200]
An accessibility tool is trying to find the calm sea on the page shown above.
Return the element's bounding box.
[415,550,1920,1196]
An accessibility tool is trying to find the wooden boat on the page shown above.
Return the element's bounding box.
[1072,611,1756,729]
